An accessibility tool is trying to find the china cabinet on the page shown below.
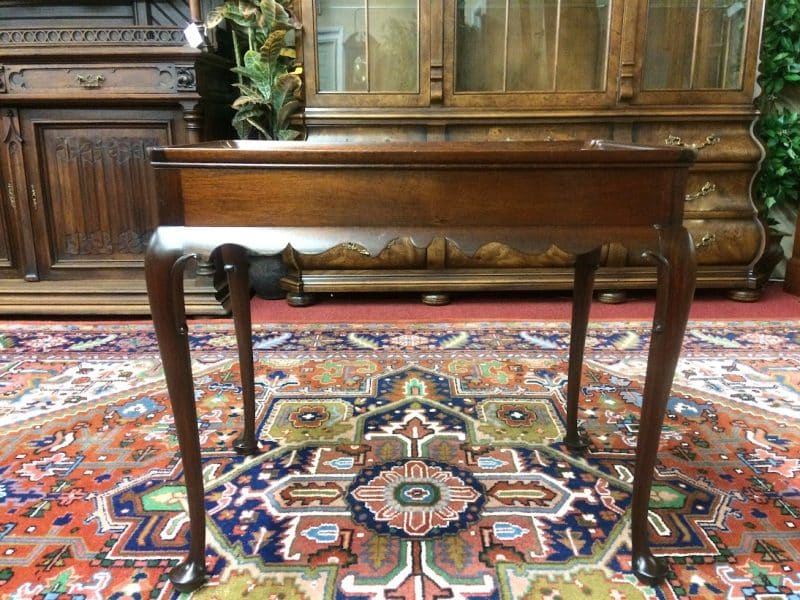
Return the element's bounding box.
[0,0,230,314]
[283,0,767,305]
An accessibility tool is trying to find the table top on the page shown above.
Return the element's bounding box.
[149,139,696,168]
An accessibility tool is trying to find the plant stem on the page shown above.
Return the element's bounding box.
[232,27,243,86]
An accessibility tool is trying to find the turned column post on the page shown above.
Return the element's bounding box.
[189,0,203,27]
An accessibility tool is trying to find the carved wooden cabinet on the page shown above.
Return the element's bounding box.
[289,0,767,304]
[0,0,229,314]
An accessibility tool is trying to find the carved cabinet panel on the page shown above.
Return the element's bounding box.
[19,108,176,280]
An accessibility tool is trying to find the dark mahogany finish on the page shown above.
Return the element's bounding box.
[145,139,696,592]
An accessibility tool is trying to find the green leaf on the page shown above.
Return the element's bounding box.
[277,128,301,140]
[232,94,263,108]
[221,2,258,28]
[261,29,288,65]
[246,117,271,139]
[236,50,273,97]
[275,98,300,131]
[206,6,226,29]
[274,71,301,95]
[259,0,290,29]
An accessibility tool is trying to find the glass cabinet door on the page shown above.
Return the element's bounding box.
[447,0,619,106]
[642,0,750,91]
[633,0,762,103]
[304,0,427,106]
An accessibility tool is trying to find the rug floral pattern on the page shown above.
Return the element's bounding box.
[0,320,798,599]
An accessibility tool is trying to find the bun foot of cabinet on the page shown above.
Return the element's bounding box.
[726,288,762,302]
[596,290,628,304]
[421,293,451,306]
[286,291,316,307]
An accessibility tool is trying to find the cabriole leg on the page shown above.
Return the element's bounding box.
[222,245,258,455]
[565,247,602,450]
[145,231,208,592]
[632,227,696,584]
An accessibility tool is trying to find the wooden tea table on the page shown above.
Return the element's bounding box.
[145,139,696,591]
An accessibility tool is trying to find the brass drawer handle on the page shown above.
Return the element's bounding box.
[685,181,717,201]
[695,233,717,249]
[665,134,720,151]
[76,73,105,89]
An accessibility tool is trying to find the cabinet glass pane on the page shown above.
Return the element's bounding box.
[642,0,749,90]
[455,0,610,92]
[315,0,419,93]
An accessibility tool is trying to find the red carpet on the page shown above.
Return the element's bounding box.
[249,283,799,324]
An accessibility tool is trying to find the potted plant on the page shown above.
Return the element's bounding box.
[206,0,304,140]
[754,0,800,283]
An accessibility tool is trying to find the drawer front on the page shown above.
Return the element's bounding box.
[682,169,758,216]
[3,63,197,95]
[631,121,762,163]
[686,219,763,266]
[624,219,762,267]
[445,123,614,142]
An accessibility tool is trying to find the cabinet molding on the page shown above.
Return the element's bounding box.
[0,27,187,46]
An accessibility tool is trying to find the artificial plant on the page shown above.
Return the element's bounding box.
[755,0,800,225]
[206,0,303,140]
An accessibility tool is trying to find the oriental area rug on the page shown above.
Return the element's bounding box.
[0,319,798,599]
